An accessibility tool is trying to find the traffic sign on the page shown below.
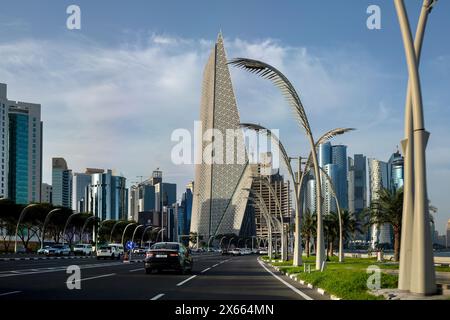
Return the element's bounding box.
[126,241,136,250]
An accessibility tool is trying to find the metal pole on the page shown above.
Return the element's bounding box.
[293,156,303,266]
[41,208,63,249]
[14,204,39,253]
[61,212,80,245]
[394,0,436,295]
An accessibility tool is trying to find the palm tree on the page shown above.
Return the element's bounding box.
[324,212,339,259]
[301,210,316,257]
[368,187,404,261]
[341,210,364,245]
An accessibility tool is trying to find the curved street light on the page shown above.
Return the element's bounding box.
[131,224,144,246]
[157,228,166,243]
[207,236,215,251]
[240,123,353,266]
[141,226,157,247]
[14,204,39,253]
[62,212,81,245]
[219,236,227,248]
[231,58,325,270]
[227,237,235,251]
[79,215,97,244]
[110,220,128,243]
[40,208,63,249]
[121,223,137,246]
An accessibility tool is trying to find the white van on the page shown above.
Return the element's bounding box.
[73,244,93,256]
[96,244,124,260]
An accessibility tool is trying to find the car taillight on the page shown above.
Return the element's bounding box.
[169,253,179,257]
[146,252,154,258]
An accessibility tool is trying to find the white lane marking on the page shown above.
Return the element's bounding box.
[0,291,21,297]
[258,260,313,301]
[129,268,144,272]
[69,273,116,284]
[212,264,219,268]
[150,293,165,300]
[200,267,211,274]
[176,275,197,287]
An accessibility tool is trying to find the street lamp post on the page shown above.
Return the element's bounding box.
[62,212,82,245]
[121,223,137,247]
[157,228,166,242]
[14,204,39,253]
[227,237,235,251]
[219,236,226,249]
[79,215,96,244]
[41,208,63,249]
[394,0,436,295]
[207,236,214,251]
[140,226,156,247]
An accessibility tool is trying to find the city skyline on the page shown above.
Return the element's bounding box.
[0,1,449,233]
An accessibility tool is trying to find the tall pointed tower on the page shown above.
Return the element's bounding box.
[190,33,253,240]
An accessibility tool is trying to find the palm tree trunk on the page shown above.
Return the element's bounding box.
[394,226,401,262]
[306,237,310,257]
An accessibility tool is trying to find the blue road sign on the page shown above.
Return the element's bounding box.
[126,241,136,250]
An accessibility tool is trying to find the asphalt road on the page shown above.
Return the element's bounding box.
[0,253,328,300]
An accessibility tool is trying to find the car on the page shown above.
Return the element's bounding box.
[240,248,252,255]
[144,242,193,274]
[258,248,268,255]
[230,248,241,256]
[37,246,51,255]
[132,247,146,254]
[73,244,93,256]
[45,244,71,256]
[96,244,123,260]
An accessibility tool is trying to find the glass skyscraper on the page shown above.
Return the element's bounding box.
[1,83,42,204]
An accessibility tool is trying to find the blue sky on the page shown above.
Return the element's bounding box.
[0,1,449,233]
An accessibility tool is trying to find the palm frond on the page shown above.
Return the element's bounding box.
[230,58,311,136]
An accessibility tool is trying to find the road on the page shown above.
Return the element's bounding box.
[0,253,328,300]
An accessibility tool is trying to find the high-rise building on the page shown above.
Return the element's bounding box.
[0,83,42,204]
[388,150,404,191]
[250,155,291,240]
[89,169,128,221]
[178,182,193,242]
[368,158,391,247]
[190,33,253,239]
[331,145,348,209]
[41,183,52,203]
[348,154,367,215]
[72,172,92,212]
[52,158,72,208]
[447,219,450,248]
[323,163,339,214]
[348,154,368,241]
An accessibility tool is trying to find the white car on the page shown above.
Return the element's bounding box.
[46,244,71,256]
[96,244,124,260]
[132,247,146,254]
[230,249,241,256]
[240,248,252,255]
[73,244,93,256]
[258,249,268,255]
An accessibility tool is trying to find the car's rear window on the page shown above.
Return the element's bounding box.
[151,243,179,250]
[99,246,109,250]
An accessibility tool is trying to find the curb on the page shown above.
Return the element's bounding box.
[0,256,96,261]
[263,258,343,301]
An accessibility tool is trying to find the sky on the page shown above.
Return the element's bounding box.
[0,0,449,234]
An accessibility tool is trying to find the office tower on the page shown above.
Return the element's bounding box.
[305,177,316,214]
[89,169,127,221]
[348,154,367,214]
[388,150,404,191]
[447,219,450,248]
[0,83,42,204]
[52,158,72,208]
[190,33,253,239]
[331,145,348,209]
[319,142,332,168]
[72,172,91,212]
[368,158,391,247]
[41,183,52,203]
[178,182,193,242]
[250,156,291,240]
[323,163,338,214]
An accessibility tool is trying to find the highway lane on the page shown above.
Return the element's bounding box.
[0,254,328,300]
